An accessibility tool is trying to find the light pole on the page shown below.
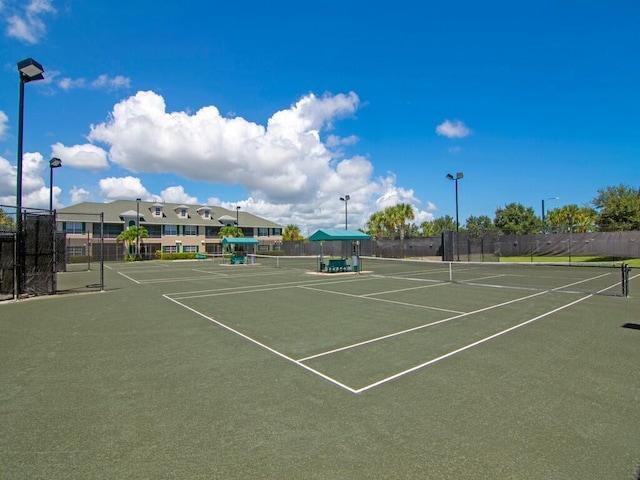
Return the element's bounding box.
[236,206,241,235]
[49,157,62,211]
[136,198,141,258]
[16,57,45,297]
[446,172,463,261]
[541,196,559,223]
[49,158,62,293]
[340,195,350,230]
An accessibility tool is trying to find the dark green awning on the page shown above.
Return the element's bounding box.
[308,229,371,241]
[221,237,260,245]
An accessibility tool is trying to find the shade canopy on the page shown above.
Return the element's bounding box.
[308,229,371,242]
[221,237,259,245]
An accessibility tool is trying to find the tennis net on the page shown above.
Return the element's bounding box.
[359,256,630,297]
[250,254,319,270]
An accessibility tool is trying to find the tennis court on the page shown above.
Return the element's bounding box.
[2,256,639,478]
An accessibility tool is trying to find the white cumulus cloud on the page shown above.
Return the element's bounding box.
[0,111,8,139]
[99,176,150,201]
[51,142,109,170]
[436,119,471,138]
[5,0,55,44]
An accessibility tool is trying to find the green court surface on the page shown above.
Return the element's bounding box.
[2,258,639,478]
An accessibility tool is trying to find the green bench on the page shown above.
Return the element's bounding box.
[326,258,349,273]
[230,256,245,265]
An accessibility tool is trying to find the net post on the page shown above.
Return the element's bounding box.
[622,263,629,298]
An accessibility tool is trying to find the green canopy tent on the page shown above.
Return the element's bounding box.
[221,237,259,264]
[308,229,371,272]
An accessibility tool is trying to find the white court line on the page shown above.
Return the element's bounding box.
[117,271,141,284]
[296,289,548,362]
[354,293,593,394]
[163,294,358,394]
[166,276,375,299]
[299,284,463,314]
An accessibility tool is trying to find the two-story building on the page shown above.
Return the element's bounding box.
[56,200,283,261]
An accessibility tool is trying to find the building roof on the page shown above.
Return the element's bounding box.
[56,200,282,228]
[308,229,371,241]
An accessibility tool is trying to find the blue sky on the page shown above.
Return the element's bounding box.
[1,1,638,233]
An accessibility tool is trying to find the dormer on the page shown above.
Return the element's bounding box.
[196,206,212,220]
[119,209,145,228]
[174,204,190,219]
[218,215,236,227]
[152,202,164,218]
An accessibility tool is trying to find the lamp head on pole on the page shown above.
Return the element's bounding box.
[446,172,464,181]
[49,157,62,169]
[340,195,350,202]
[18,58,45,82]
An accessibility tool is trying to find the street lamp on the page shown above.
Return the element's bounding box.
[446,172,463,232]
[236,206,241,235]
[49,157,62,211]
[136,198,141,258]
[541,196,559,223]
[340,195,350,230]
[16,57,45,297]
[446,172,463,261]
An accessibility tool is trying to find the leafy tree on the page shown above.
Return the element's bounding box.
[420,220,436,236]
[0,208,15,231]
[282,224,304,241]
[465,215,496,238]
[117,225,149,260]
[592,184,640,231]
[432,215,456,234]
[546,205,597,233]
[494,203,541,235]
[405,223,421,238]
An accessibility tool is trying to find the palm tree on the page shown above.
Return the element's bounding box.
[117,225,149,260]
[392,203,415,241]
[282,224,303,241]
[218,225,243,238]
[365,211,387,238]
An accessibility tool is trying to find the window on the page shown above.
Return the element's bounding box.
[65,222,84,234]
[163,245,177,253]
[164,225,177,236]
[258,244,270,252]
[272,228,282,236]
[93,224,122,238]
[184,225,198,236]
[258,227,269,237]
[205,226,220,238]
[145,225,161,238]
[180,208,187,218]
[183,245,198,253]
[154,206,161,216]
[68,246,85,256]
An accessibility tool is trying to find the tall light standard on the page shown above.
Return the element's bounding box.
[446,172,463,261]
[340,194,350,230]
[236,206,241,235]
[16,57,45,297]
[136,198,141,258]
[49,158,62,211]
[49,158,62,293]
[541,196,559,223]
